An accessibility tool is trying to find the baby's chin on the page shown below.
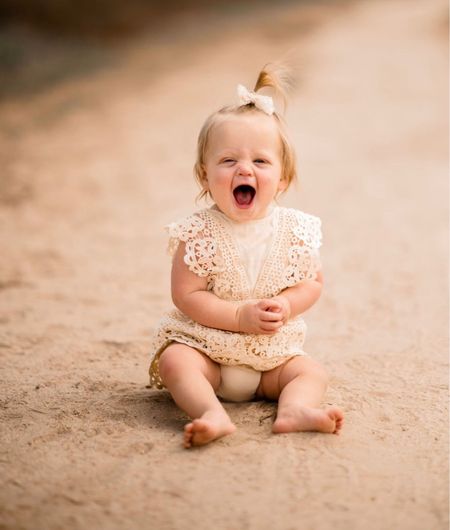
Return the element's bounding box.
[218,202,271,222]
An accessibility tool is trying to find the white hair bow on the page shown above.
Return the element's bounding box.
[237,84,275,115]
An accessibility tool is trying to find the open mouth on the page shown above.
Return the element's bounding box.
[233,185,256,207]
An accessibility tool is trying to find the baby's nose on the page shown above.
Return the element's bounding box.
[236,163,252,176]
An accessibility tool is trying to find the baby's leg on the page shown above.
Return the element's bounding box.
[159,344,235,447]
[258,356,344,434]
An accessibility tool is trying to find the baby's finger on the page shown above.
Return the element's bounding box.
[259,320,283,332]
[258,328,279,335]
[257,299,281,311]
[257,299,270,310]
[259,310,283,322]
[267,300,284,313]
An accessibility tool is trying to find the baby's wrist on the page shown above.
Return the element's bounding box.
[275,295,291,320]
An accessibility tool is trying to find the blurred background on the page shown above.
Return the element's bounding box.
[0,0,348,99]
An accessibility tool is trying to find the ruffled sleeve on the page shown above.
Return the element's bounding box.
[165,211,224,278]
[284,209,322,284]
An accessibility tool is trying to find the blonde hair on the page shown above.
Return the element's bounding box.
[194,64,297,200]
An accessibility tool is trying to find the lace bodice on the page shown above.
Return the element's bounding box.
[166,206,322,299]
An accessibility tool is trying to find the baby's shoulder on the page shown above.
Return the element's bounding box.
[165,209,225,275]
[277,206,321,226]
[165,208,222,256]
[165,208,210,238]
[277,207,322,248]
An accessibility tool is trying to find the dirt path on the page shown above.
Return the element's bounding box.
[0,1,448,529]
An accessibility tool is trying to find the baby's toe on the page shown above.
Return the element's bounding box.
[327,407,344,434]
[183,423,195,447]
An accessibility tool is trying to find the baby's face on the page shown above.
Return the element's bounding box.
[202,113,286,221]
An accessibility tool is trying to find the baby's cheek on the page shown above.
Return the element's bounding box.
[261,174,282,194]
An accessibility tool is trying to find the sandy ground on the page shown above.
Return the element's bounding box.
[0,0,448,529]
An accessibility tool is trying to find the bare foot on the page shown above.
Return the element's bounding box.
[183,410,236,448]
[272,405,344,435]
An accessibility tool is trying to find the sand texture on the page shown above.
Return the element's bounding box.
[0,0,448,529]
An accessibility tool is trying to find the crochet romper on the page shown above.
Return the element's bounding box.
[149,206,322,389]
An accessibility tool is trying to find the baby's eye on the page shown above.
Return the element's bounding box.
[221,158,235,164]
[254,159,268,164]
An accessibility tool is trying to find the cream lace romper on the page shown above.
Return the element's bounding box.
[149,205,322,401]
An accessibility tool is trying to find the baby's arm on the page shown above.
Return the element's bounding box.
[171,243,283,335]
[269,271,324,323]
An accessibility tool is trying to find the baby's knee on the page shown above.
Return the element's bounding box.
[158,346,185,383]
[293,357,329,386]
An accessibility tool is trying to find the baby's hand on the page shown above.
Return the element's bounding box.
[236,299,285,335]
[266,295,291,324]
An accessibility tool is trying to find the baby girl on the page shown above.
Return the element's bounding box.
[149,65,344,448]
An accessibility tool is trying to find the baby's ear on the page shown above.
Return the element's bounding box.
[277,177,288,192]
[200,165,209,189]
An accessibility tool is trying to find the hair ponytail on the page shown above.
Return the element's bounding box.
[254,63,295,113]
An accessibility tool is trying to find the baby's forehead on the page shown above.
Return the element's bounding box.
[209,113,281,143]
[214,112,276,129]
